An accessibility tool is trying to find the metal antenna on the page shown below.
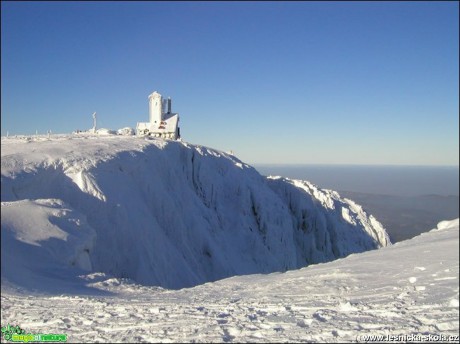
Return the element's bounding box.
[92,112,97,132]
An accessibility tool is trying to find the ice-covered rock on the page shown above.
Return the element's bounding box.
[117,127,135,136]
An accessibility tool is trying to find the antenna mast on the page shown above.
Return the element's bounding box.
[92,112,97,132]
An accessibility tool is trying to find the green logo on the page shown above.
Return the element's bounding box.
[1,324,67,342]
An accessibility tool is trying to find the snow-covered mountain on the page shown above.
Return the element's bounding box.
[1,134,458,342]
[1,134,389,291]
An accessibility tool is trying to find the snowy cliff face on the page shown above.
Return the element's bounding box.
[1,135,389,290]
[267,177,390,265]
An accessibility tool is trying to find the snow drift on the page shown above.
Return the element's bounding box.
[1,135,390,290]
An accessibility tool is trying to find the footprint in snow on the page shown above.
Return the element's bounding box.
[313,312,327,323]
[296,319,308,328]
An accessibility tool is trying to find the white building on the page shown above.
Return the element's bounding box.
[136,91,180,139]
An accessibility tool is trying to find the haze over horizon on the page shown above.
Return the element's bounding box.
[1,1,458,166]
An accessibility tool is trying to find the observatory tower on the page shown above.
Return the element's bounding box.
[137,91,180,139]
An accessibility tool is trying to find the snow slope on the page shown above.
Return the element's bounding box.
[1,219,457,343]
[1,134,389,291]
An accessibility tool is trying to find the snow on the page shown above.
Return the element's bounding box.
[95,128,117,135]
[116,127,135,136]
[1,134,388,291]
[1,134,458,342]
[1,219,458,342]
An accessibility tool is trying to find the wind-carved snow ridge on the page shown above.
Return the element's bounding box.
[1,135,390,291]
[67,171,107,202]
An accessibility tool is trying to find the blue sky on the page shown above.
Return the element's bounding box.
[1,1,458,165]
